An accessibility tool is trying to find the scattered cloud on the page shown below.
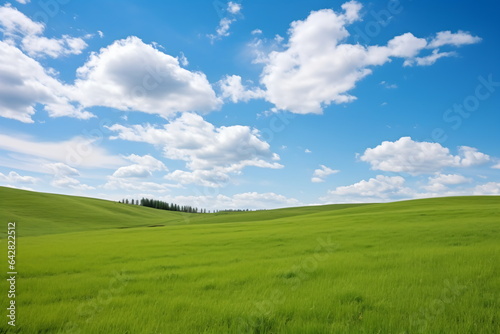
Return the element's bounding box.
[227,1,242,15]
[112,154,167,178]
[156,192,300,210]
[473,182,500,195]
[0,4,87,58]
[428,30,482,49]
[0,171,37,184]
[252,1,480,114]
[323,175,412,203]
[103,177,178,193]
[360,137,490,174]
[15,0,30,4]
[404,49,457,67]
[380,81,398,89]
[21,34,88,58]
[218,75,265,103]
[251,29,262,35]
[44,162,95,190]
[107,113,283,187]
[0,133,126,169]
[311,165,339,183]
[208,2,242,42]
[423,173,471,192]
[305,149,312,153]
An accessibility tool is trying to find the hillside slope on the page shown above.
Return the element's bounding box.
[0,187,367,237]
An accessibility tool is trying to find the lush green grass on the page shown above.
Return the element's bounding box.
[1,187,499,333]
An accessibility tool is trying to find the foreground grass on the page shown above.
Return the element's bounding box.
[0,188,499,333]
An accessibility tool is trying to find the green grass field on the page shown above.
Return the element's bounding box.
[1,186,499,333]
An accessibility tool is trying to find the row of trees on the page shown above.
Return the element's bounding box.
[118,198,208,213]
[118,198,254,213]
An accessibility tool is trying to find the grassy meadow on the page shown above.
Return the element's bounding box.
[0,186,499,333]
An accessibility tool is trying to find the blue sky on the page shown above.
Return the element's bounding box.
[0,0,499,209]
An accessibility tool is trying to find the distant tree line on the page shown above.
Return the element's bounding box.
[118,198,208,214]
[118,198,255,213]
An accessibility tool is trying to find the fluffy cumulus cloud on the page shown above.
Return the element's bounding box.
[0,4,87,58]
[107,113,283,187]
[218,75,265,103]
[253,1,480,114]
[73,37,220,117]
[323,175,412,203]
[311,165,339,183]
[0,171,37,184]
[360,137,490,174]
[112,154,167,178]
[0,41,93,122]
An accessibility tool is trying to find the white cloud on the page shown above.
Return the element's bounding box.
[107,113,283,187]
[73,36,220,118]
[21,34,87,58]
[103,177,177,193]
[112,154,167,178]
[208,2,242,42]
[423,173,471,192]
[0,133,126,169]
[97,30,104,38]
[360,137,490,174]
[305,149,312,153]
[0,4,43,38]
[157,192,300,210]
[218,75,265,103]
[15,0,30,4]
[0,171,37,184]
[43,163,95,190]
[311,165,339,183]
[251,29,262,35]
[0,41,93,122]
[380,81,398,89]
[254,1,479,114]
[324,175,412,203]
[51,176,95,190]
[0,4,87,58]
[492,163,500,169]
[404,49,457,67]
[458,146,490,167]
[178,52,189,66]
[165,169,231,188]
[473,182,500,195]
[258,4,426,114]
[227,2,242,14]
[428,30,482,48]
[45,162,80,176]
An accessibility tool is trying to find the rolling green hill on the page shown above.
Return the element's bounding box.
[0,187,499,333]
[0,186,368,237]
